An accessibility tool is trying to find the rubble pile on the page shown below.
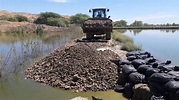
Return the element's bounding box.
[26,42,120,92]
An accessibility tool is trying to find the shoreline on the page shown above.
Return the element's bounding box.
[113,26,179,29]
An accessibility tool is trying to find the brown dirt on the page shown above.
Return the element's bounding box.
[25,40,127,92]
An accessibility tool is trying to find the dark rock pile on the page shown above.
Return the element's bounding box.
[25,42,120,92]
[116,51,179,100]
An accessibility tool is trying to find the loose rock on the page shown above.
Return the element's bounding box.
[25,41,125,92]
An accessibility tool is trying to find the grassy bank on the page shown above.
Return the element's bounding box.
[112,31,141,52]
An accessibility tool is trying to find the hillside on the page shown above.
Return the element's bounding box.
[0,10,71,33]
[0,10,39,22]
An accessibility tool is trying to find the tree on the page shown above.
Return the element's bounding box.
[113,20,127,27]
[130,20,143,26]
[70,13,90,25]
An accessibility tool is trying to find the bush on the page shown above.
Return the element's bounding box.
[70,13,90,25]
[15,15,28,22]
[113,20,127,27]
[34,12,69,27]
[0,15,17,22]
[0,15,28,22]
[35,26,44,34]
[8,17,18,22]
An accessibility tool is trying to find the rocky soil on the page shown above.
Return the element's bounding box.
[25,40,127,92]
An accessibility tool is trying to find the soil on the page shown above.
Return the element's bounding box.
[25,39,127,92]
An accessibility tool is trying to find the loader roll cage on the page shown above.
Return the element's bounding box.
[89,8,109,18]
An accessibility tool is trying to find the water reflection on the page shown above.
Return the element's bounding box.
[159,29,178,33]
[0,26,83,79]
[124,29,179,65]
[115,29,179,34]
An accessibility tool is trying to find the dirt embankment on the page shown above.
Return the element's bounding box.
[25,40,127,92]
[0,21,64,33]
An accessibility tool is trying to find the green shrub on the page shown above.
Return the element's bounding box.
[70,13,90,25]
[8,17,18,22]
[0,15,17,21]
[35,26,46,36]
[47,18,66,26]
[0,15,28,22]
[34,12,69,27]
[15,15,28,22]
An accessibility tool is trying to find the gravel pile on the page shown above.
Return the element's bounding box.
[25,42,120,92]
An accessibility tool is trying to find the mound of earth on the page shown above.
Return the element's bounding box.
[25,41,125,92]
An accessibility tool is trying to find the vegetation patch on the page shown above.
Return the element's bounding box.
[0,15,28,22]
[112,31,141,52]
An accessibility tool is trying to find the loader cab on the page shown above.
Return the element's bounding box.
[89,8,110,18]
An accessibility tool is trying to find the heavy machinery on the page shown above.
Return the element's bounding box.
[82,8,113,40]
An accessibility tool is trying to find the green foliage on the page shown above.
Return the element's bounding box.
[47,18,62,26]
[121,42,141,52]
[0,15,28,22]
[35,26,44,35]
[40,12,62,19]
[70,13,90,25]
[34,12,69,27]
[0,15,17,22]
[113,20,127,27]
[7,17,18,22]
[15,15,28,22]
[130,20,143,26]
[112,31,141,52]
[34,12,62,24]
[112,32,133,43]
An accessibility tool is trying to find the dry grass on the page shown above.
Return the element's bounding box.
[0,10,38,22]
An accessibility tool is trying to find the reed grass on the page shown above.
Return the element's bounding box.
[112,31,141,51]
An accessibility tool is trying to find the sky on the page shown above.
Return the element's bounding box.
[0,0,179,24]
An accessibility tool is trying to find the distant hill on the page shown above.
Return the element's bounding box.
[0,10,70,22]
[0,10,72,33]
[0,10,39,22]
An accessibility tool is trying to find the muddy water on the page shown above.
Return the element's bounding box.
[0,28,126,100]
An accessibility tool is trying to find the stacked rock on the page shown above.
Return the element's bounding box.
[116,51,179,100]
